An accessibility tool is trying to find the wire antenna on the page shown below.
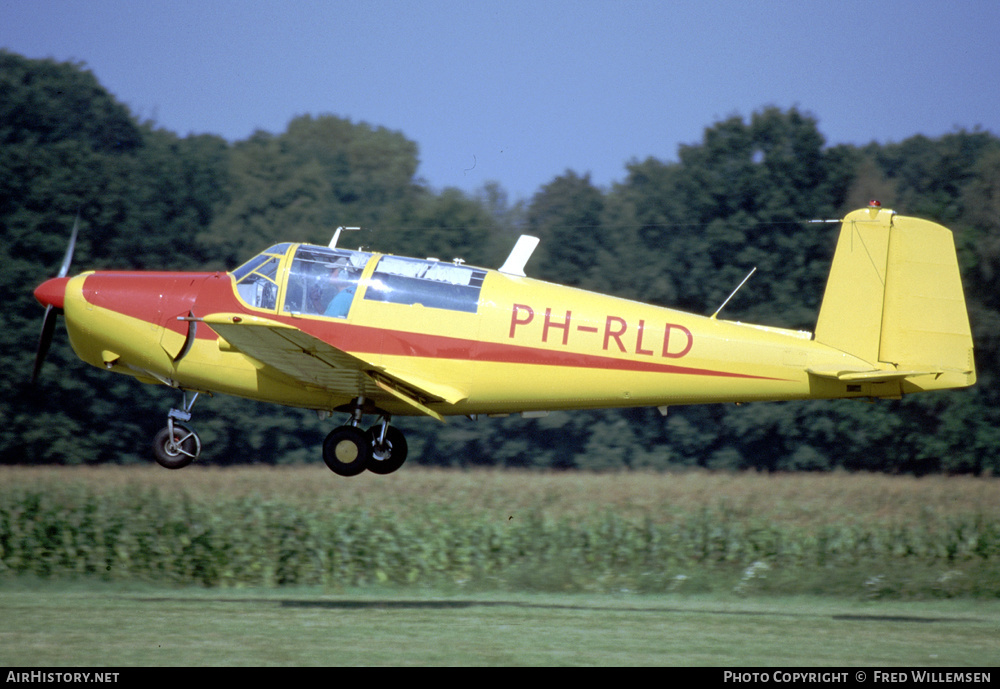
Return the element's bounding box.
[711,267,756,319]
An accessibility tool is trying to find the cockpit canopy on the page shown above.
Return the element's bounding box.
[231,243,488,317]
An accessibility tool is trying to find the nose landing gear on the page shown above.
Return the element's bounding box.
[153,392,202,470]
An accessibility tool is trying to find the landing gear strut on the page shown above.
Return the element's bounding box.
[153,392,202,469]
[322,399,408,476]
[366,421,408,475]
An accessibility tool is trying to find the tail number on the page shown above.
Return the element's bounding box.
[509,304,692,359]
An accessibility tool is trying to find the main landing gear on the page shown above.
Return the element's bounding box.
[323,399,408,477]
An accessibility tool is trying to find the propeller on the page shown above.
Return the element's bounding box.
[31,214,80,385]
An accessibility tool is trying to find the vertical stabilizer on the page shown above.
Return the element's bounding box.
[814,206,892,364]
[814,207,975,390]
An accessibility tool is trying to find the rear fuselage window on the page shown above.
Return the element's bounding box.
[364,256,486,313]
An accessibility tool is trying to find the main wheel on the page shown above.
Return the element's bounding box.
[366,426,408,475]
[323,426,370,476]
[153,423,201,470]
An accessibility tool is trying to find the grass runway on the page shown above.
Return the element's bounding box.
[2,583,998,666]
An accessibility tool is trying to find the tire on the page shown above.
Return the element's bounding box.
[366,426,408,475]
[153,423,200,470]
[323,426,370,476]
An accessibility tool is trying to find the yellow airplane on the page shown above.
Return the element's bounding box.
[32,203,975,476]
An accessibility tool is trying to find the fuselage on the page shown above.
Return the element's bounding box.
[44,241,883,418]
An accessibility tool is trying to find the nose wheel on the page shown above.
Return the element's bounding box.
[153,422,201,469]
[153,392,202,469]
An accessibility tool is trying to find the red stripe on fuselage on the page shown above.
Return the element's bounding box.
[80,271,787,381]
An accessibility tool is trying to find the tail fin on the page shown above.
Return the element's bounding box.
[813,206,976,392]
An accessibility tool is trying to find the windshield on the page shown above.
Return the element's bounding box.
[232,244,291,310]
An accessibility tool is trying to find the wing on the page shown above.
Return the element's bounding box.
[202,313,466,420]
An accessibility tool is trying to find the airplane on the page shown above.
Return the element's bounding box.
[31,203,976,476]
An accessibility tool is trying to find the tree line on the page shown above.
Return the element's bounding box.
[4,50,999,473]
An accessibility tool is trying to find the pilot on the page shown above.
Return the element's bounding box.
[324,265,357,318]
[304,264,331,314]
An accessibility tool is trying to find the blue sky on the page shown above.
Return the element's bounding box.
[3,0,998,201]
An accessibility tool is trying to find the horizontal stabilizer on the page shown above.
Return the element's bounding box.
[807,367,944,382]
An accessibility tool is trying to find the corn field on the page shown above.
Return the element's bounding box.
[1,467,998,597]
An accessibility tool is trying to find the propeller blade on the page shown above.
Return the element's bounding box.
[32,213,80,384]
[58,213,80,278]
[31,305,58,385]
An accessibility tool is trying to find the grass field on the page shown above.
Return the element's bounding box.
[2,582,998,666]
[2,466,999,665]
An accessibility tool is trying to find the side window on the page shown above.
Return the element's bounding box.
[364,256,486,313]
[283,246,370,319]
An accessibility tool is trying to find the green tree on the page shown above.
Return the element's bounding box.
[201,114,424,267]
[384,187,497,266]
[527,171,607,289]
